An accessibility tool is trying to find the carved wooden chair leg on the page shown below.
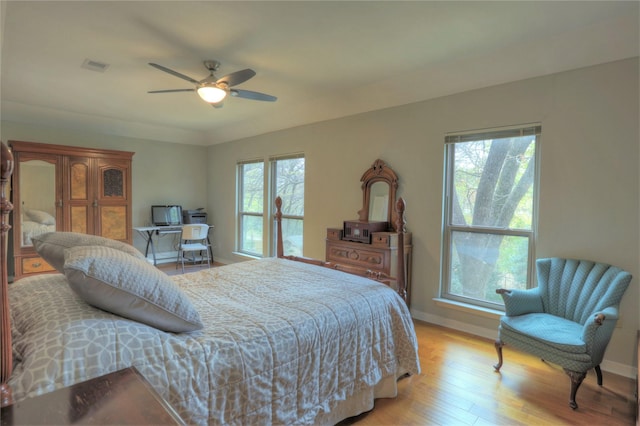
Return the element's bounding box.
[493,339,504,371]
[594,365,603,386]
[564,369,586,410]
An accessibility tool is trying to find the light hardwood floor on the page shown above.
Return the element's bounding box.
[159,263,636,425]
[157,260,223,276]
[346,320,636,426]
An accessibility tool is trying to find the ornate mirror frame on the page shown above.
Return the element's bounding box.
[357,159,399,230]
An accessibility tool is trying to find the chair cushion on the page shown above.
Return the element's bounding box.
[500,313,586,354]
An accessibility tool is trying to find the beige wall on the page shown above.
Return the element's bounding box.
[207,58,639,376]
[1,57,637,376]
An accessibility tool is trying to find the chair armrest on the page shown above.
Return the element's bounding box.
[581,306,619,342]
[496,288,543,316]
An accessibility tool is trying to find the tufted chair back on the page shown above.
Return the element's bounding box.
[536,258,632,324]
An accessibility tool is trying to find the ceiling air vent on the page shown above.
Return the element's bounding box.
[81,58,110,73]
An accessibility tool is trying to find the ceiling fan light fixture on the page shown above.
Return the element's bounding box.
[197,85,227,103]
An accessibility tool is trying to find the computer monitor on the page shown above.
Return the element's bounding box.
[151,205,183,226]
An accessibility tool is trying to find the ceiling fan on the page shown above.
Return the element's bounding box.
[148,60,277,108]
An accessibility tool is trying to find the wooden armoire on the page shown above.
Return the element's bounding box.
[10,141,134,280]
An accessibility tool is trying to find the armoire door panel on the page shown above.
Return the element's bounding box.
[100,206,127,240]
[102,168,124,197]
[97,159,129,201]
[70,161,89,200]
[70,206,89,234]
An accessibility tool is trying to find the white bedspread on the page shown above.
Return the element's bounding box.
[9,258,420,425]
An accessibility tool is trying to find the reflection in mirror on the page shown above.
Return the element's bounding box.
[20,160,56,247]
[369,181,389,222]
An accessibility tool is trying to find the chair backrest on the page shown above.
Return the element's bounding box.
[536,257,632,324]
[181,224,209,241]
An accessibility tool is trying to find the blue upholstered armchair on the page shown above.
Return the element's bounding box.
[494,257,632,409]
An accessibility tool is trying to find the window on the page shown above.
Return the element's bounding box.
[238,160,264,257]
[442,125,540,310]
[237,155,305,257]
[271,155,305,257]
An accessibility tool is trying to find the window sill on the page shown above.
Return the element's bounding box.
[432,298,504,320]
[231,252,262,261]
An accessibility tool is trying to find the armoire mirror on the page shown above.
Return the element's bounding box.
[357,159,399,230]
[18,158,57,247]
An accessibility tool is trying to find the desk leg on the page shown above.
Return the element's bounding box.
[144,231,152,258]
[207,236,214,264]
[149,232,158,266]
[143,231,158,266]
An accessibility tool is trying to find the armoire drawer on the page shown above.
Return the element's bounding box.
[21,256,55,275]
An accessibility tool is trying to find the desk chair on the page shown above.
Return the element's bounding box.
[176,224,211,273]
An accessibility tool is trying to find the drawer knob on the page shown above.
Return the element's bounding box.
[32,262,42,268]
[349,250,359,260]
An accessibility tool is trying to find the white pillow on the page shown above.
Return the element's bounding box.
[25,209,56,225]
[32,232,146,273]
[63,245,203,333]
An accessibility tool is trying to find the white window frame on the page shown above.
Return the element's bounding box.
[237,159,265,257]
[441,124,541,310]
[269,154,305,257]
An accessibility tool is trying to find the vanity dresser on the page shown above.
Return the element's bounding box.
[9,141,134,280]
[326,159,412,305]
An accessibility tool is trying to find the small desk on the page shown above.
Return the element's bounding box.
[134,225,214,266]
[0,367,185,425]
[134,225,182,265]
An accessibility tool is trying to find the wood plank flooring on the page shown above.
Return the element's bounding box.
[346,321,636,426]
[157,260,222,276]
[160,263,636,425]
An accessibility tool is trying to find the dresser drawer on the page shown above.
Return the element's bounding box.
[326,228,343,240]
[326,243,389,272]
[371,232,397,247]
[21,256,55,275]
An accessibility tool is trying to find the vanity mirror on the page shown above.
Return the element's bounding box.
[357,159,399,228]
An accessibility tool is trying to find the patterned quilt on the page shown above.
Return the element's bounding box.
[9,258,420,425]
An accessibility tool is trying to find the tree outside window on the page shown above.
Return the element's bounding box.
[442,125,540,309]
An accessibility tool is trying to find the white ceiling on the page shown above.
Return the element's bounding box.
[1,1,638,146]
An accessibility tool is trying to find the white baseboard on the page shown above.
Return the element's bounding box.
[410,308,637,379]
[146,251,179,264]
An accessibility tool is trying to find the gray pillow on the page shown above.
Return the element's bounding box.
[25,209,56,225]
[32,232,146,273]
[63,245,203,333]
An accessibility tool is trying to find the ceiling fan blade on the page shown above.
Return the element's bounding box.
[147,89,195,94]
[217,69,256,87]
[231,89,277,102]
[149,63,199,84]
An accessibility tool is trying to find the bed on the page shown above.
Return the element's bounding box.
[0,141,420,425]
[20,208,56,246]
